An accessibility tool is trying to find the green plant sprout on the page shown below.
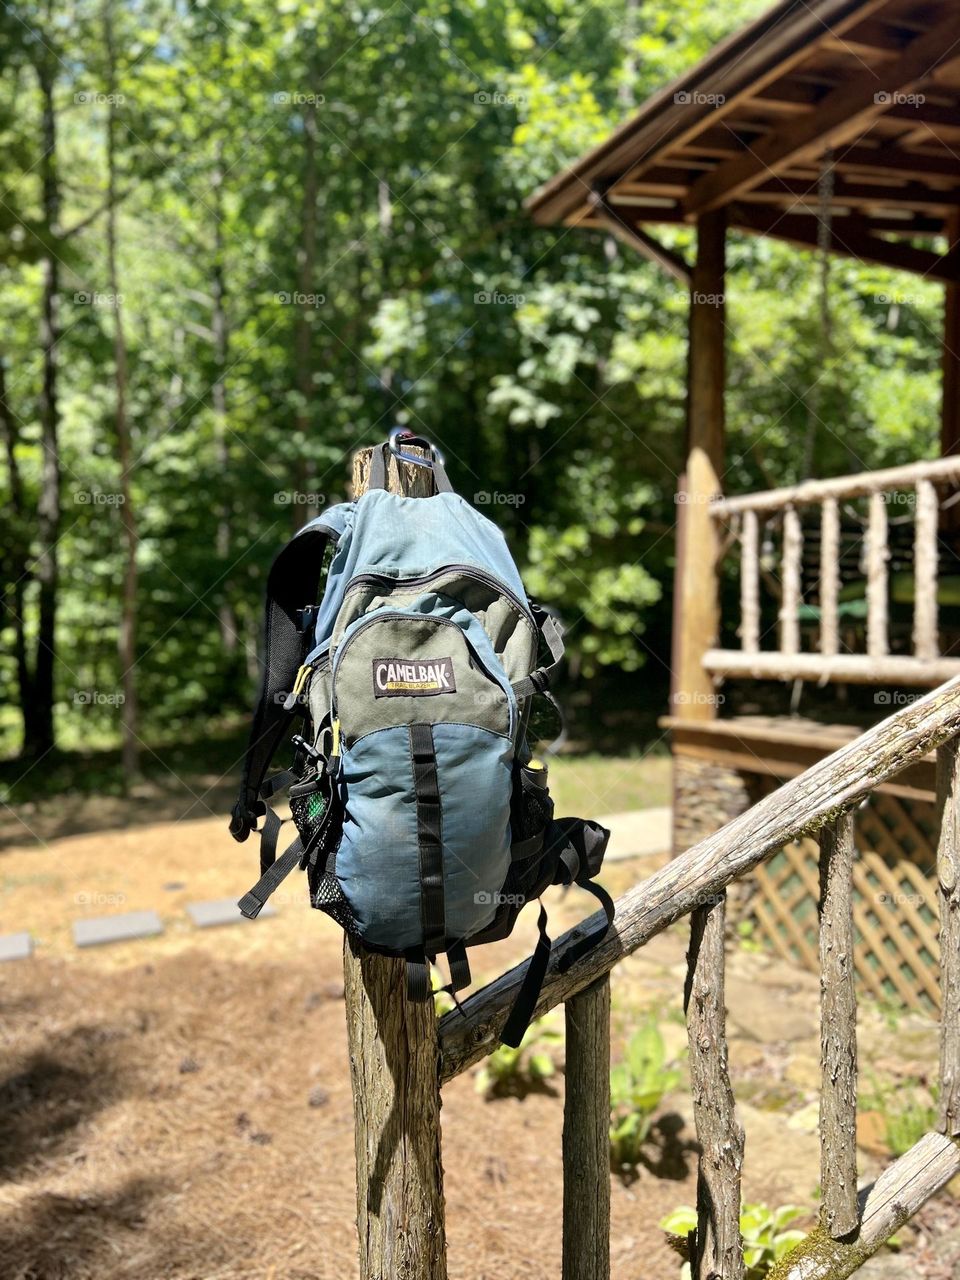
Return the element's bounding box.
[475,1016,564,1097]
[609,1019,682,1173]
[660,1202,807,1279]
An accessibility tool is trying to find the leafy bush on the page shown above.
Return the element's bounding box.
[660,1202,806,1279]
[475,1018,563,1098]
[609,1019,682,1173]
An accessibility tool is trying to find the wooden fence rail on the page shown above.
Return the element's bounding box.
[341,446,960,1280]
[706,455,960,686]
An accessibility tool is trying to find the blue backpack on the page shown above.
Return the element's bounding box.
[230,437,612,1043]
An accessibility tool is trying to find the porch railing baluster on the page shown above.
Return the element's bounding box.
[914,477,939,662]
[866,491,889,660]
[820,496,840,658]
[818,813,859,1238]
[561,976,611,1280]
[781,505,802,657]
[685,891,744,1280]
[937,739,960,1137]
[741,508,760,653]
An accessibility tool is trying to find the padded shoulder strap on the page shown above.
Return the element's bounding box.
[230,516,344,842]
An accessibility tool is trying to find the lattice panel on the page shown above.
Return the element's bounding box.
[746,792,940,1015]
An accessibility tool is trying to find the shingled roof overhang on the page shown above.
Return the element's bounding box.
[527,0,960,281]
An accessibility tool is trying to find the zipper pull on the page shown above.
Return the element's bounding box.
[283,663,313,711]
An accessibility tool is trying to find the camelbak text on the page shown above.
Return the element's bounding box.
[372,657,457,697]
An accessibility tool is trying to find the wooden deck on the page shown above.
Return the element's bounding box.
[662,712,938,802]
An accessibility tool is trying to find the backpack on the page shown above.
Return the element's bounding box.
[229,435,613,1045]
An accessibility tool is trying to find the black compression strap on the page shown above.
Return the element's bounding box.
[410,723,445,954]
[406,954,431,1002]
[259,807,285,875]
[261,769,297,800]
[238,836,304,919]
[447,941,471,993]
[512,607,565,700]
[501,904,551,1049]
[557,879,616,974]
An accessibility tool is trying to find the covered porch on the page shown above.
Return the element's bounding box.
[528,0,960,1010]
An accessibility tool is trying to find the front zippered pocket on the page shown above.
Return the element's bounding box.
[345,563,533,625]
[331,602,516,747]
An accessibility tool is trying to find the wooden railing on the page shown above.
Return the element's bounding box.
[360,677,960,1280]
[707,456,960,686]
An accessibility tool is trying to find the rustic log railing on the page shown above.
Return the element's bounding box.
[707,456,960,686]
[344,446,960,1280]
[366,676,960,1280]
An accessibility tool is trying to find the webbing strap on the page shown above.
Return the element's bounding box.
[501,904,551,1049]
[557,879,616,974]
[238,836,304,919]
[410,723,446,954]
[406,954,431,1002]
[368,438,454,495]
[259,806,285,875]
[447,941,471,993]
[512,608,565,700]
[261,769,298,800]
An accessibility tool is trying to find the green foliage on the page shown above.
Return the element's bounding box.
[609,1019,682,1173]
[475,1017,563,1098]
[660,1202,807,1279]
[0,0,947,758]
[861,1074,939,1156]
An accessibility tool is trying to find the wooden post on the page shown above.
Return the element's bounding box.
[673,209,726,720]
[685,891,744,1280]
[914,478,939,661]
[820,497,839,658]
[818,813,859,1238]
[937,738,960,1137]
[740,509,760,654]
[942,211,960,461]
[562,977,611,1280]
[780,505,802,657]
[866,492,888,659]
[344,443,447,1280]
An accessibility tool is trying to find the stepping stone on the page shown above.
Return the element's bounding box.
[0,932,33,961]
[186,898,276,928]
[73,910,164,948]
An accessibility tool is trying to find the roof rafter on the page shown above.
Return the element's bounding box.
[683,15,960,216]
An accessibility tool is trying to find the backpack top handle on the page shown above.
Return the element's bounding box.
[367,430,454,495]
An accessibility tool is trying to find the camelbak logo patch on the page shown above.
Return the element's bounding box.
[373,657,456,697]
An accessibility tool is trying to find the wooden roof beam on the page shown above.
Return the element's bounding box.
[728,203,960,280]
[833,142,960,181]
[743,177,960,210]
[684,16,960,217]
[590,193,691,284]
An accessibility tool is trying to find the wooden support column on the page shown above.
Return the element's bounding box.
[344,444,447,1280]
[942,211,960,460]
[673,209,726,720]
[562,977,611,1280]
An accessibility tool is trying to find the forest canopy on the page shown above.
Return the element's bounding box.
[0,0,945,764]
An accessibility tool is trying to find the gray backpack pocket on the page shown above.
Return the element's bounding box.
[330,603,516,951]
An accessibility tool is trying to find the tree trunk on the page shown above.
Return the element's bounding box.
[104,0,139,780]
[211,132,237,654]
[25,59,61,759]
[293,90,319,527]
[0,360,31,724]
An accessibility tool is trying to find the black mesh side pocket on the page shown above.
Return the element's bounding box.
[310,856,359,936]
[510,762,554,857]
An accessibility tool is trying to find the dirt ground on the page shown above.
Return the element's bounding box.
[1,812,958,1279]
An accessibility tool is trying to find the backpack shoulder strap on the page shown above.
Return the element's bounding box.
[229,508,350,842]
